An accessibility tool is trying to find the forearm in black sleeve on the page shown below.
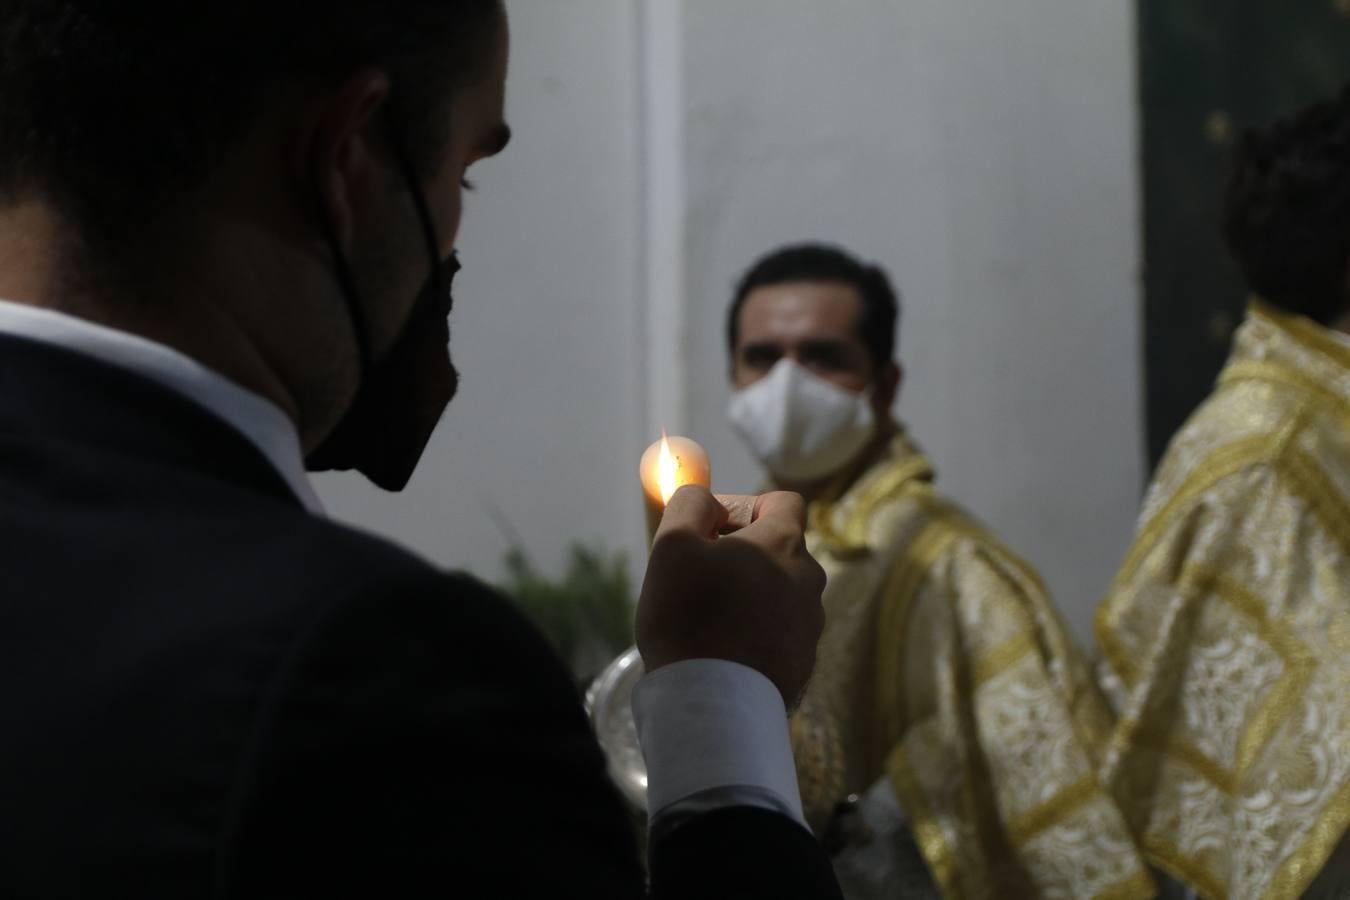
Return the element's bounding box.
[650,806,845,900]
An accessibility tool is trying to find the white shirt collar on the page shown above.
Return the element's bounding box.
[0,299,324,514]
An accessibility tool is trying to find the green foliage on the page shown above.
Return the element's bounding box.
[499,544,635,683]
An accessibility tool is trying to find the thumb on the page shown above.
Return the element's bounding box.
[726,490,808,547]
[751,491,807,529]
[713,494,758,533]
[658,485,730,541]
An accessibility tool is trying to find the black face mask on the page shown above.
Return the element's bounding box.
[304,119,458,491]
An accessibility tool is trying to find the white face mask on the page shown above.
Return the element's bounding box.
[727,359,877,483]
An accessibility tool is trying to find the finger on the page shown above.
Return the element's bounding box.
[658,484,729,540]
[713,494,757,534]
[751,491,807,529]
[725,491,808,551]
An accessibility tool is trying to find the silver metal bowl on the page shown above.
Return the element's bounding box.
[585,645,650,812]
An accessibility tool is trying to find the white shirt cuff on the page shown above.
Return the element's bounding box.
[631,658,806,829]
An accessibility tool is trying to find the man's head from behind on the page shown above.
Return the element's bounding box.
[0,1,512,471]
[726,243,902,485]
[1224,85,1350,330]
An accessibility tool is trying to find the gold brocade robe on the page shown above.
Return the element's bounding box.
[1096,303,1350,900]
[795,432,1152,900]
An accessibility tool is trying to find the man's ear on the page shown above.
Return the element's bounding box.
[873,361,902,416]
[291,69,392,253]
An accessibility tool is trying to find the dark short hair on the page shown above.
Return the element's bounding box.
[727,243,901,368]
[0,1,502,262]
[1223,85,1350,325]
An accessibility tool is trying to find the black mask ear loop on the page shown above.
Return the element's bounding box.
[309,107,449,387]
[310,152,375,380]
[382,112,450,318]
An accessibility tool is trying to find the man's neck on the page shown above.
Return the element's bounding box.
[0,201,304,431]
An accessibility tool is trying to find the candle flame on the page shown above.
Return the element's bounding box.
[657,431,680,504]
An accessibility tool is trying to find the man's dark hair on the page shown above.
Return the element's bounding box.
[727,243,901,368]
[0,1,502,262]
[1223,85,1350,325]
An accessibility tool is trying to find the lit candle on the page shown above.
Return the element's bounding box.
[639,432,711,540]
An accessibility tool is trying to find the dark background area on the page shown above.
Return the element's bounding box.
[1141,0,1350,466]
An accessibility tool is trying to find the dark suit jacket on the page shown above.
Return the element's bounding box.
[0,334,843,899]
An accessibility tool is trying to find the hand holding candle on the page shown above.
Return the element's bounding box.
[632,432,827,706]
[637,487,827,706]
[639,433,711,541]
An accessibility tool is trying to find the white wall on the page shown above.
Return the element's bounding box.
[316,0,1143,646]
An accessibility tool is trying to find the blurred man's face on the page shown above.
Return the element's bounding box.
[732,281,877,393]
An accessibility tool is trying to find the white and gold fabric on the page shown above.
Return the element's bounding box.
[798,432,1153,900]
[1096,302,1350,900]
